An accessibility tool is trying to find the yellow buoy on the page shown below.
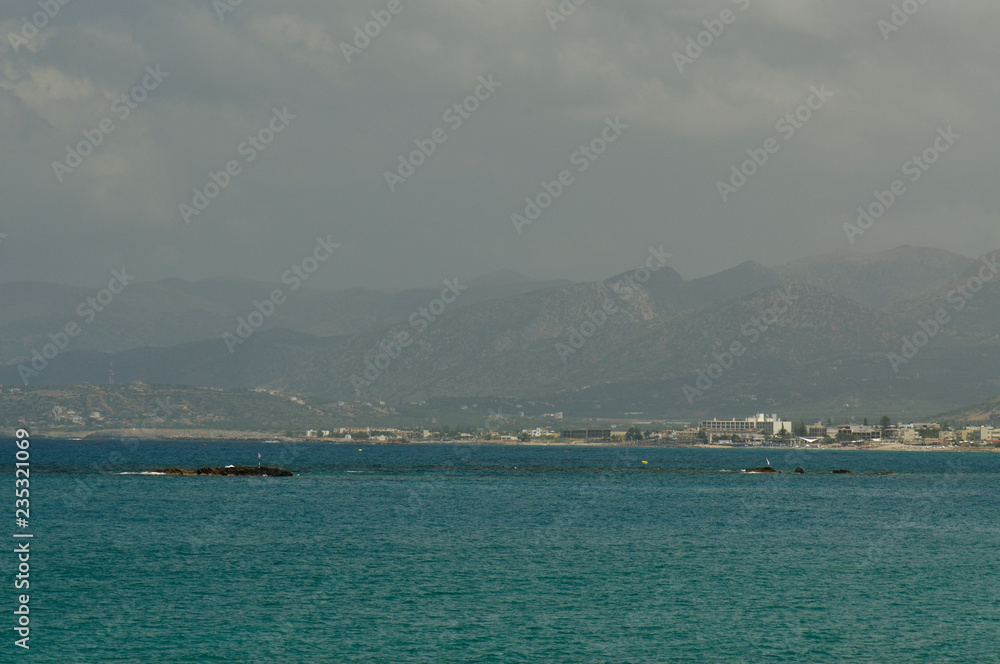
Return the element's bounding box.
[641,460,648,464]
[358,448,362,451]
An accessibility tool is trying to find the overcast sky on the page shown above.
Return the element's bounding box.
[1,0,997,290]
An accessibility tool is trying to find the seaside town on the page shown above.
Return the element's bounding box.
[2,384,997,449]
[298,412,1000,449]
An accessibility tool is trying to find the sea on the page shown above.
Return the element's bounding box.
[3,438,999,663]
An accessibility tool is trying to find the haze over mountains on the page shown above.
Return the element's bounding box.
[3,245,998,420]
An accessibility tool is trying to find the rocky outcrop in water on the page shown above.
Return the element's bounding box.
[744,466,780,473]
[155,466,293,477]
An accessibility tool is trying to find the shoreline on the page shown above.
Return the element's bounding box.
[22,429,1000,451]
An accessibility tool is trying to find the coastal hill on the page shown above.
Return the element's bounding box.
[0,384,399,436]
[936,392,1000,425]
[2,246,1000,419]
[773,246,974,308]
[0,271,569,365]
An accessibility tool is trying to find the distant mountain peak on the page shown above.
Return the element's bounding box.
[722,259,772,275]
[773,245,975,308]
[467,269,539,286]
[603,263,683,287]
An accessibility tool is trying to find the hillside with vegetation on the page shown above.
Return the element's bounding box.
[3,247,1000,421]
[0,384,397,436]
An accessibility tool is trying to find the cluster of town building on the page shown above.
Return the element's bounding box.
[689,413,1000,445]
[306,426,570,442]
[51,406,103,425]
[304,414,1000,446]
[305,427,422,441]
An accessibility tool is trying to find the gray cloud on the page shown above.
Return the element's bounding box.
[1,0,998,289]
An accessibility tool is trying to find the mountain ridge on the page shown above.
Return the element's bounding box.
[3,245,998,419]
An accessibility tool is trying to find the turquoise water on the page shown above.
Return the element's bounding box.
[5,440,1000,662]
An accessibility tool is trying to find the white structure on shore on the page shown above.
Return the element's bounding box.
[701,413,793,436]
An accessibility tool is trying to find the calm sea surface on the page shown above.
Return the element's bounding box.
[4,439,1000,663]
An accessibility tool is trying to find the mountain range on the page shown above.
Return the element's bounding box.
[2,245,997,421]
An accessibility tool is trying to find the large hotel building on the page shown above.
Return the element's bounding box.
[701,413,793,436]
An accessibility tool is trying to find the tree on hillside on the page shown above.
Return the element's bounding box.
[879,415,891,437]
[625,426,643,441]
[792,421,807,437]
[863,417,869,426]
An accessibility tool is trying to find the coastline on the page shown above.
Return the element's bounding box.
[25,428,1000,451]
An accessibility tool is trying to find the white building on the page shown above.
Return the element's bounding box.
[702,413,792,436]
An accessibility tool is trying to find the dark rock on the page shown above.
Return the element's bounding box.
[745,466,780,473]
[831,469,852,474]
[155,466,293,477]
[794,467,805,474]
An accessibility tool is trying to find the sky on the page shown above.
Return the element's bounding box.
[1,0,998,290]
